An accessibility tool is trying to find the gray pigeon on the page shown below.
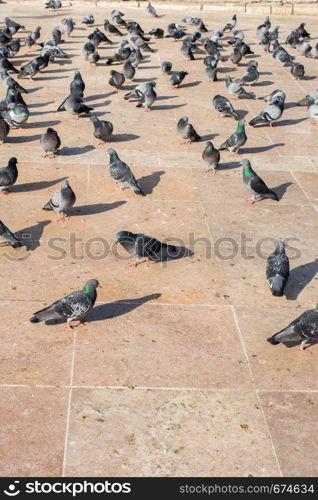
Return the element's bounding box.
[249,95,284,128]
[82,42,95,59]
[169,71,188,88]
[42,179,76,221]
[0,220,22,248]
[135,81,157,111]
[18,58,40,80]
[57,89,93,119]
[91,116,113,143]
[266,241,289,297]
[202,141,220,173]
[88,50,100,64]
[147,2,158,17]
[258,89,286,104]
[306,96,318,126]
[290,62,305,80]
[107,148,144,196]
[219,120,247,156]
[40,128,61,157]
[225,76,255,100]
[236,61,259,86]
[0,118,9,144]
[109,70,125,91]
[223,14,237,32]
[0,157,18,194]
[213,95,239,120]
[70,70,85,94]
[241,159,278,204]
[296,89,318,106]
[267,304,318,350]
[29,279,100,329]
[62,18,75,37]
[161,61,172,75]
[1,102,29,127]
[116,231,178,267]
[177,116,201,144]
[123,60,135,81]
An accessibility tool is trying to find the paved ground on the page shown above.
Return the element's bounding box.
[0,2,318,477]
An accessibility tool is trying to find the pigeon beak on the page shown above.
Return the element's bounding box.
[97,284,102,288]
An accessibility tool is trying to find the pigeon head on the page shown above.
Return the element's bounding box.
[204,141,215,151]
[61,179,70,188]
[240,158,251,169]
[116,230,137,251]
[248,60,258,68]
[274,241,285,254]
[315,304,318,312]
[83,279,101,295]
[180,116,188,124]
[107,148,118,162]
[47,127,57,135]
[8,157,17,166]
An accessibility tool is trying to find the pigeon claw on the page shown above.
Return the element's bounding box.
[129,261,138,268]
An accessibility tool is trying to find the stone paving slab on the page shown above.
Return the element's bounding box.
[0,2,317,477]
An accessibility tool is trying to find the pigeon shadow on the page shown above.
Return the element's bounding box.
[252,80,274,87]
[201,133,219,141]
[179,80,201,88]
[85,293,162,323]
[35,76,69,81]
[284,258,318,300]
[271,181,293,200]
[275,117,308,127]
[28,101,54,108]
[301,75,316,81]
[13,177,66,193]
[6,134,41,143]
[156,95,179,101]
[85,92,114,101]
[70,201,126,216]
[139,170,165,195]
[26,119,61,129]
[221,161,241,170]
[112,133,140,142]
[16,220,51,251]
[151,103,186,110]
[242,143,285,154]
[133,77,158,83]
[59,145,95,156]
[139,65,160,70]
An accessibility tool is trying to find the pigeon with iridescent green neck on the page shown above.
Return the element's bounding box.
[1,102,29,127]
[266,241,289,297]
[267,304,318,351]
[225,75,255,100]
[29,279,100,329]
[107,148,144,196]
[202,141,220,173]
[241,159,278,204]
[219,119,246,157]
[135,81,157,111]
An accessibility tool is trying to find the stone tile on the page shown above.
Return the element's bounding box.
[259,392,318,476]
[0,387,68,476]
[65,388,279,476]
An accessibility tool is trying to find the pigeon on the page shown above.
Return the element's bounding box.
[236,60,259,86]
[169,71,188,88]
[258,89,286,104]
[0,220,22,248]
[230,46,242,65]
[241,159,279,204]
[91,116,113,143]
[82,41,96,59]
[61,18,75,37]
[123,60,135,81]
[109,70,125,91]
[147,1,158,17]
[238,41,254,57]
[18,58,40,80]
[124,82,154,101]
[290,62,305,79]
[40,128,61,158]
[161,61,172,75]
[166,24,185,40]
[306,96,318,126]
[1,102,29,127]
[223,14,237,32]
[219,119,247,157]
[269,26,279,45]
[213,95,239,120]
[296,90,318,107]
[0,119,9,144]
[285,30,301,48]
[45,0,62,8]
[266,241,289,297]
[107,148,144,195]
[225,76,255,100]
[135,81,157,111]
[4,18,24,35]
[149,28,164,38]
[104,19,123,36]
[272,42,295,65]
[228,30,244,45]
[295,22,310,39]
[82,14,95,26]
[0,157,18,194]
[2,72,28,94]
[88,51,100,65]
[56,89,93,119]
[52,27,63,44]
[295,40,311,57]
[113,14,127,28]
[70,70,85,94]
[29,279,100,329]
[177,116,201,144]
[116,231,178,267]
[308,43,318,59]
[31,26,41,42]
[267,304,318,350]
[0,56,19,74]
[181,40,195,61]
[205,62,217,82]
[25,33,35,50]
[42,179,76,221]
[249,95,284,128]
[88,28,112,47]
[6,39,21,57]
[259,32,270,52]
[257,17,270,38]
[202,141,220,173]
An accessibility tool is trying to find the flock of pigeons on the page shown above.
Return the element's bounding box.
[0,2,317,350]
